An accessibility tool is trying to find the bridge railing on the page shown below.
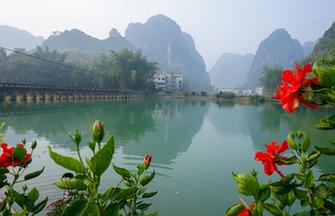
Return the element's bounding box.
[0,82,138,94]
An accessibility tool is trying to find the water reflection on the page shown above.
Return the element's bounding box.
[0,100,209,166]
[0,101,334,216]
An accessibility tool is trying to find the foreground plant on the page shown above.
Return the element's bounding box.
[0,133,47,215]
[226,62,335,215]
[113,154,157,216]
[48,120,157,215]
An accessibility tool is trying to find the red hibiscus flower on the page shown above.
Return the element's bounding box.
[255,140,288,177]
[274,63,319,113]
[143,154,152,169]
[238,204,256,216]
[0,143,31,168]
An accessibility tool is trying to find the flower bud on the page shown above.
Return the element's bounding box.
[31,140,37,150]
[72,130,82,146]
[143,154,152,169]
[92,120,104,143]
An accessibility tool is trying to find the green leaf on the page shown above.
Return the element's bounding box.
[0,168,9,175]
[263,203,282,216]
[137,203,152,210]
[257,185,271,202]
[140,170,155,186]
[301,132,311,152]
[233,172,259,197]
[276,156,297,165]
[287,132,297,150]
[328,138,335,145]
[142,191,158,198]
[90,136,115,176]
[319,173,335,182]
[83,202,100,216]
[13,209,28,216]
[287,190,296,206]
[306,170,315,188]
[24,166,44,181]
[113,165,131,179]
[55,178,87,190]
[27,187,39,203]
[115,186,138,201]
[48,146,85,173]
[32,197,48,214]
[294,189,307,201]
[315,115,335,130]
[13,146,26,160]
[315,146,335,155]
[306,151,321,162]
[313,63,335,88]
[102,203,119,216]
[313,198,325,209]
[224,204,245,216]
[316,183,328,199]
[62,200,87,216]
[88,140,96,153]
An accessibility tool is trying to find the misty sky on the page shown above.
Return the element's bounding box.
[1,0,335,69]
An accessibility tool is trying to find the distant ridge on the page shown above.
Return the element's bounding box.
[125,14,212,90]
[244,28,304,88]
[0,25,44,50]
[210,53,254,89]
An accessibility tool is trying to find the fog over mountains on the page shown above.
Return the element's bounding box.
[125,15,211,90]
[210,28,317,89]
[209,53,254,89]
[1,15,329,90]
[0,25,44,50]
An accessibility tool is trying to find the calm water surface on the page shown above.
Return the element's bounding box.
[0,100,334,215]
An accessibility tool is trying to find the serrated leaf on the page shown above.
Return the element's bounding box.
[62,199,87,216]
[306,170,315,188]
[315,115,335,130]
[306,151,321,162]
[224,204,245,216]
[301,132,311,152]
[137,203,151,210]
[142,191,158,198]
[140,170,155,186]
[287,132,297,150]
[257,185,271,202]
[24,166,44,181]
[294,189,307,201]
[48,146,85,173]
[102,203,119,216]
[316,184,328,199]
[313,198,325,209]
[315,146,335,155]
[90,136,115,176]
[113,165,131,179]
[319,173,335,182]
[27,187,39,203]
[264,203,282,216]
[32,197,48,214]
[55,178,87,190]
[233,172,259,197]
[115,186,138,201]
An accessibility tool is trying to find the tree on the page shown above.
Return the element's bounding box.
[259,66,283,96]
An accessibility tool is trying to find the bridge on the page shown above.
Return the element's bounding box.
[0,82,142,103]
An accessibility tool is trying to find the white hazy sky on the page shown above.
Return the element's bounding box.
[1,0,335,69]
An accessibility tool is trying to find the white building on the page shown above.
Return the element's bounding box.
[216,87,263,96]
[154,72,183,91]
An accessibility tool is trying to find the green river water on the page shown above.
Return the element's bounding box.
[0,100,334,215]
